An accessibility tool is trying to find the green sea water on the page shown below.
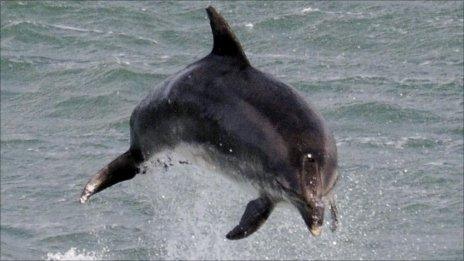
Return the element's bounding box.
[1,1,463,260]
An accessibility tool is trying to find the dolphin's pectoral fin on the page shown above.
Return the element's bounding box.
[226,196,274,240]
[329,197,339,232]
[80,149,143,203]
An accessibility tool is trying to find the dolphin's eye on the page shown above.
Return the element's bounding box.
[306,153,315,163]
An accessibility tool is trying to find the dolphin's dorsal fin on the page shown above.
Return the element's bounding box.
[206,6,250,66]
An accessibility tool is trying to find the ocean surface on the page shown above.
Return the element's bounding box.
[1,1,463,260]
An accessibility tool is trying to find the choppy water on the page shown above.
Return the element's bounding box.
[1,1,463,260]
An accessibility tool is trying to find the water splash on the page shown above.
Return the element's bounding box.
[45,248,103,261]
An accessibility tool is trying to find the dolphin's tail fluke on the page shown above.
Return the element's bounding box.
[206,6,249,66]
[80,149,143,203]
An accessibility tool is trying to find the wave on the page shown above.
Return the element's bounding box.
[0,136,42,146]
[294,75,462,96]
[108,117,130,131]
[1,56,35,73]
[48,94,126,119]
[2,20,102,35]
[1,20,75,47]
[42,64,167,95]
[0,224,35,238]
[2,19,159,50]
[337,135,440,149]
[94,67,166,85]
[327,101,440,123]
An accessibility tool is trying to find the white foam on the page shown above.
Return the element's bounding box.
[50,24,103,34]
[302,7,319,13]
[45,248,102,260]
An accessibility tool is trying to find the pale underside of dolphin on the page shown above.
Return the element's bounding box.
[81,6,339,240]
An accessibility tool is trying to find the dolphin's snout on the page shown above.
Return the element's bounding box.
[79,150,142,204]
[80,178,100,203]
[295,200,325,237]
[310,224,322,237]
[80,191,90,204]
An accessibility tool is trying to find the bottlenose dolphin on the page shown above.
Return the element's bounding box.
[81,6,339,239]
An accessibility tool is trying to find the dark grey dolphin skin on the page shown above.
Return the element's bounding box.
[81,6,339,239]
